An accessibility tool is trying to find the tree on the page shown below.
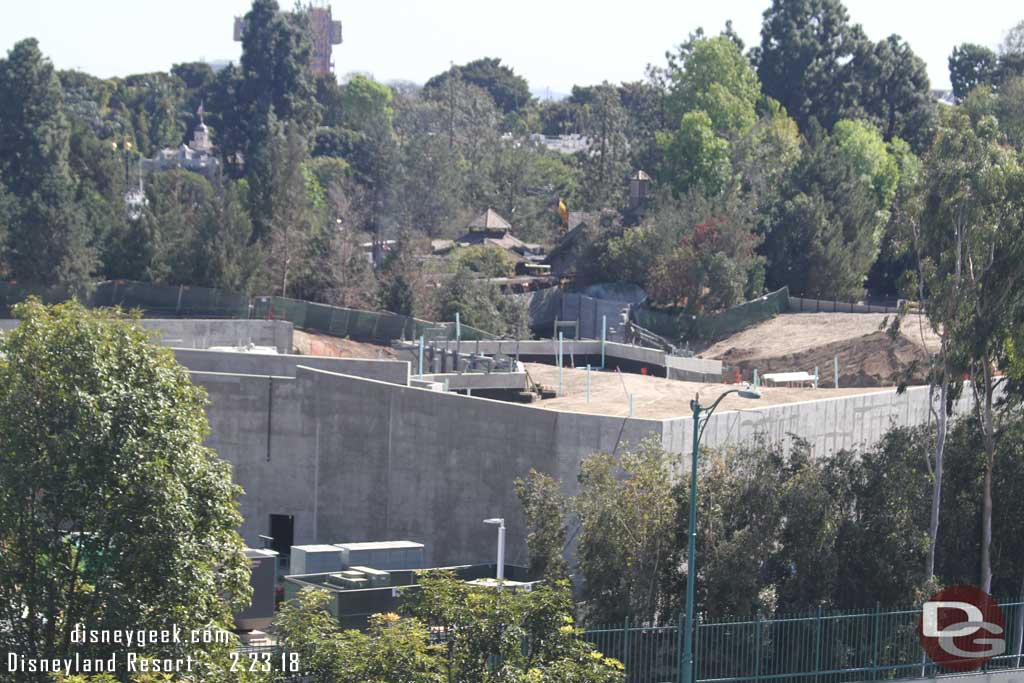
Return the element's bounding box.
[911,109,1024,591]
[660,110,733,197]
[660,34,761,139]
[0,301,249,683]
[851,35,935,150]
[948,44,999,101]
[576,438,676,624]
[578,84,630,209]
[236,0,320,240]
[425,57,532,114]
[451,246,515,278]
[514,469,570,581]
[995,76,1024,149]
[647,207,764,313]
[409,572,625,683]
[378,237,430,317]
[0,39,95,289]
[435,267,528,337]
[762,123,893,298]
[834,428,933,608]
[831,119,900,209]
[754,0,868,130]
[276,588,444,683]
[191,181,264,294]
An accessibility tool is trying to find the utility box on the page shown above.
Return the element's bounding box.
[290,544,344,575]
[234,548,278,632]
[335,541,424,570]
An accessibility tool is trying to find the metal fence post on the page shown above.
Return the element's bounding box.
[677,610,685,683]
[623,617,631,676]
[418,336,424,376]
[754,613,762,683]
[872,603,881,680]
[814,606,823,683]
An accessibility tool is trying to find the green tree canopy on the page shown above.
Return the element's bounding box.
[754,0,867,130]
[0,301,249,683]
[662,34,762,138]
[949,43,1000,101]
[425,57,533,114]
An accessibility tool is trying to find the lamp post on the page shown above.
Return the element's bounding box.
[681,386,761,683]
[483,518,506,581]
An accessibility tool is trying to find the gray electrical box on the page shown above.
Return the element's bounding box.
[335,541,424,570]
[290,544,344,575]
[234,548,278,631]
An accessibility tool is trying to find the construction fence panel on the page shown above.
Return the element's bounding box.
[787,296,902,315]
[633,287,790,343]
[0,282,75,316]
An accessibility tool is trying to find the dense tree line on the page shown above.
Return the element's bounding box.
[0,0,1022,319]
[517,413,1024,626]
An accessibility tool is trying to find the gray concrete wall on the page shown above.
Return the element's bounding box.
[194,365,970,570]
[0,318,295,353]
[660,383,974,462]
[176,348,409,385]
[196,366,662,568]
[142,319,293,352]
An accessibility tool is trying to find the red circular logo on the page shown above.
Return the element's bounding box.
[917,585,1006,672]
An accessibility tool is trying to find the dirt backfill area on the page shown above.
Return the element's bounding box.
[702,313,940,387]
[525,363,883,419]
[292,329,398,359]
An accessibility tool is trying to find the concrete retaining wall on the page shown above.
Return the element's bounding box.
[195,363,964,569]
[142,319,293,352]
[195,366,661,567]
[0,318,295,353]
[176,348,409,385]
[661,383,974,461]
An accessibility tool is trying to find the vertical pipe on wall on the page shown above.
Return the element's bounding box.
[601,315,607,369]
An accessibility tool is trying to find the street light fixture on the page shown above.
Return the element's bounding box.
[483,517,506,581]
[682,385,761,683]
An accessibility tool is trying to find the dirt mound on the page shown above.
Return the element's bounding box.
[292,330,397,359]
[704,313,938,387]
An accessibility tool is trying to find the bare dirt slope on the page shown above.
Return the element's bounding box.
[702,313,939,387]
[525,362,882,419]
[292,329,398,359]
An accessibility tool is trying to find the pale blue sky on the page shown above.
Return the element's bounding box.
[0,0,1019,93]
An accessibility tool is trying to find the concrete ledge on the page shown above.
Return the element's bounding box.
[175,348,410,385]
[418,372,528,391]
[1,318,295,353]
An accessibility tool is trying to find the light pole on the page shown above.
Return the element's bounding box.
[681,386,760,683]
[483,518,506,580]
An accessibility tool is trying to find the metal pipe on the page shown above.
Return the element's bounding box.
[558,332,564,397]
[497,523,505,580]
[601,315,607,369]
[418,336,424,376]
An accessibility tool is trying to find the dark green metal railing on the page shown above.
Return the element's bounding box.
[582,600,1024,683]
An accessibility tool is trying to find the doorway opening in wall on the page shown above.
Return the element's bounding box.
[269,514,294,571]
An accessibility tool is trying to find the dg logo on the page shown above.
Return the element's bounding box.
[918,585,1007,672]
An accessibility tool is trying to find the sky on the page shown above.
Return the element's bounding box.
[0,0,1020,95]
